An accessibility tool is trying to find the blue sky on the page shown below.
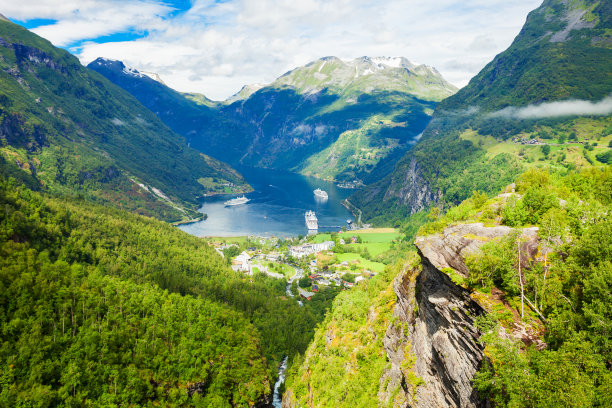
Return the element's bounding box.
[3,0,542,100]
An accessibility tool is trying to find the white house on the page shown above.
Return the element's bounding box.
[232,251,252,273]
[290,241,335,258]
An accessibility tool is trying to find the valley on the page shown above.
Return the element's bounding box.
[89,56,455,184]
[0,0,611,407]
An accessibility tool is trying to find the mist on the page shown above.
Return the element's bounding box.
[489,95,612,119]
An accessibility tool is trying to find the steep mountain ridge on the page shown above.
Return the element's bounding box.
[0,20,249,222]
[90,55,457,183]
[352,0,612,224]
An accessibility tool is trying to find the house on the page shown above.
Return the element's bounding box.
[355,276,365,284]
[298,288,315,300]
[232,251,252,273]
[289,241,335,258]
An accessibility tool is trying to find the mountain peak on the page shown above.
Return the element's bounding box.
[89,57,165,84]
[226,83,265,103]
[271,55,456,101]
[357,56,416,70]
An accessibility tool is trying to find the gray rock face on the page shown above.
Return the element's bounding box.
[384,157,439,214]
[549,3,596,43]
[415,223,514,277]
[379,251,488,408]
[416,222,540,278]
[379,222,542,407]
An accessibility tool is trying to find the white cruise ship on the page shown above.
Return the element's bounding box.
[224,196,250,206]
[313,188,328,200]
[305,211,318,230]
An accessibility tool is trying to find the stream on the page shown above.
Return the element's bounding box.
[269,267,304,406]
[272,357,288,407]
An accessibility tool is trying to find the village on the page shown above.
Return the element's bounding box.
[208,228,401,301]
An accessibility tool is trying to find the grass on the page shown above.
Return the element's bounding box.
[206,236,249,245]
[338,230,401,243]
[459,118,612,171]
[336,253,386,272]
[343,242,391,257]
[312,234,332,243]
[269,263,296,278]
[310,229,401,244]
[312,228,399,270]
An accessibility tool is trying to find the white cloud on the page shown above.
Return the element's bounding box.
[2,0,172,46]
[2,0,543,100]
[489,96,612,119]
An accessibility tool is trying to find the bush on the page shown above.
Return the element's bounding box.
[341,273,355,283]
[595,150,612,164]
[465,234,519,294]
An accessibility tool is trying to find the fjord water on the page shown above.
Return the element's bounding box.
[179,166,354,237]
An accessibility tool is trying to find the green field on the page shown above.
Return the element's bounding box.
[269,263,296,278]
[336,253,386,272]
[459,118,612,171]
[343,242,391,257]
[311,234,333,243]
[206,236,250,244]
[311,228,399,271]
[312,228,401,244]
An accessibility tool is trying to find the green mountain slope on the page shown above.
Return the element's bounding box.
[351,0,612,225]
[0,176,329,406]
[0,19,249,222]
[285,166,612,407]
[90,56,457,183]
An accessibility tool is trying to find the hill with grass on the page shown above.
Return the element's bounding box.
[89,56,457,184]
[0,18,250,222]
[351,0,612,225]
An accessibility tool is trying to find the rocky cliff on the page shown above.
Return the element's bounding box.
[282,220,542,408]
[380,254,486,408]
[378,222,542,408]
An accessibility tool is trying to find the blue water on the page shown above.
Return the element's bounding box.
[178,166,355,237]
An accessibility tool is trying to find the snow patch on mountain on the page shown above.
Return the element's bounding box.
[121,65,145,78]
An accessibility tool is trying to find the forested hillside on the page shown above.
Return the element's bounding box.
[352,0,612,225]
[285,165,612,407]
[0,177,324,406]
[0,18,249,222]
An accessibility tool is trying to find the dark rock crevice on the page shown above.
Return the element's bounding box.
[379,248,489,408]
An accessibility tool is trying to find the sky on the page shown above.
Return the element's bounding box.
[2,0,543,100]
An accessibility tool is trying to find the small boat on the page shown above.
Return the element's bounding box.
[224,196,250,206]
[313,188,328,199]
